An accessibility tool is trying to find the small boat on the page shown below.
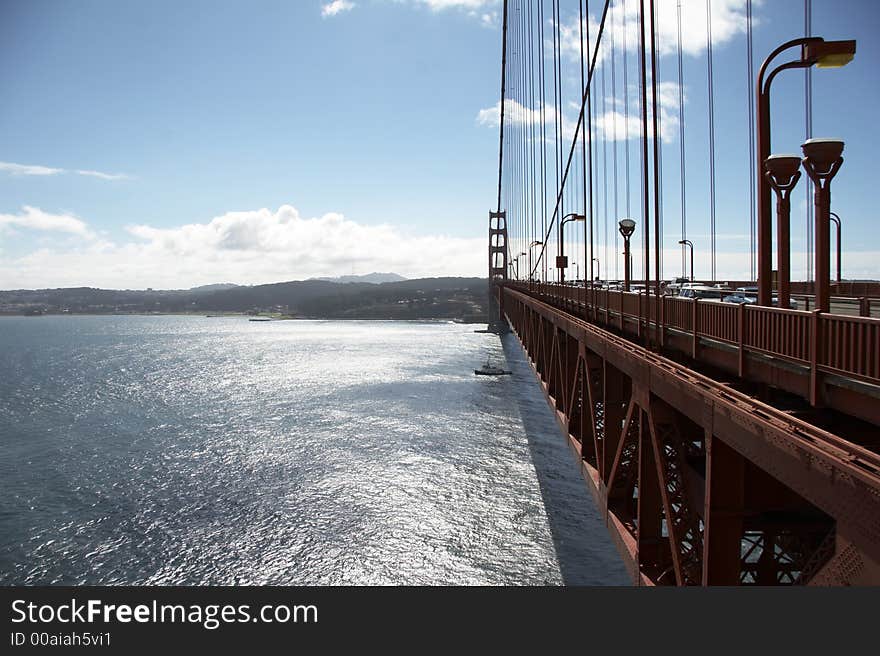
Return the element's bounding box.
[248,317,272,322]
[474,356,512,376]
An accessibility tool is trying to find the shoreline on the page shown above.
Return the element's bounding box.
[0,312,488,324]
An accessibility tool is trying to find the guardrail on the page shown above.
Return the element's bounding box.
[507,282,880,390]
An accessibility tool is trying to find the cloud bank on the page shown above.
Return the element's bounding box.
[0,205,486,289]
[321,1,355,17]
[0,206,94,238]
[0,161,130,181]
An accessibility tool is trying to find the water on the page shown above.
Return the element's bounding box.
[0,316,628,585]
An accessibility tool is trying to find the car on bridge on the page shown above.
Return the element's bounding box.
[722,287,798,309]
[664,277,693,295]
[677,285,730,301]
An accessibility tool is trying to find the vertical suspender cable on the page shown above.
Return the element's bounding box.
[527,0,612,281]
[638,0,649,332]
[747,0,756,281]
[623,0,631,220]
[602,48,609,280]
[580,0,589,293]
[528,0,536,263]
[677,0,687,280]
[649,0,661,318]
[497,0,509,215]
[611,2,619,282]
[706,0,717,282]
[586,1,596,291]
[551,0,561,281]
[805,0,813,283]
[555,0,564,242]
[529,0,547,282]
[517,2,530,253]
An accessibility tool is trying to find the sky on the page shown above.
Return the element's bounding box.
[0,0,878,289]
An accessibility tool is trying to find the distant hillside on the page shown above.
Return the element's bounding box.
[0,277,488,321]
[189,283,240,294]
[311,272,407,284]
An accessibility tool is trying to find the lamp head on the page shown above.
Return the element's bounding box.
[804,39,856,68]
[802,138,844,176]
[618,218,636,239]
[764,154,803,188]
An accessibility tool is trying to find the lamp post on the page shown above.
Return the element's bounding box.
[510,252,526,281]
[678,239,694,282]
[559,213,585,285]
[802,139,844,313]
[756,37,855,307]
[528,240,543,284]
[764,154,802,310]
[592,257,600,283]
[829,212,842,283]
[618,218,636,291]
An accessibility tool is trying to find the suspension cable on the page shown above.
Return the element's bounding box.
[677,0,687,279]
[496,0,509,215]
[539,0,548,281]
[805,0,813,283]
[528,0,613,280]
[706,0,717,282]
[747,0,756,281]
[579,0,589,291]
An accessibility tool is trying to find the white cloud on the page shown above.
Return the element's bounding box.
[0,160,130,181]
[414,0,497,10]
[561,0,754,62]
[0,204,486,289]
[476,99,556,129]
[73,169,130,181]
[595,80,682,143]
[0,162,63,176]
[3,203,875,288]
[396,0,500,25]
[321,0,355,17]
[0,206,93,238]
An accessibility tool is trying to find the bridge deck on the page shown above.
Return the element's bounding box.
[509,282,880,427]
[501,284,880,585]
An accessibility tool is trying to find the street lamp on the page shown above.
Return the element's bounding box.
[829,212,842,283]
[528,240,543,283]
[756,37,855,307]
[678,239,694,282]
[802,138,844,313]
[559,213,585,285]
[510,251,526,281]
[618,218,636,291]
[764,154,802,310]
[592,257,600,283]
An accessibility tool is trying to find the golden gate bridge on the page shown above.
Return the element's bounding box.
[488,0,878,585]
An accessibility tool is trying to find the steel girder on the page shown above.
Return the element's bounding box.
[502,286,880,585]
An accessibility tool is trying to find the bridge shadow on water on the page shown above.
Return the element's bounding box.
[501,332,631,586]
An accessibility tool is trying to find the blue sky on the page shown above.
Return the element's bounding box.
[0,0,878,288]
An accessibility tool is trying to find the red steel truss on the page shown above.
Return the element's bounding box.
[501,284,880,585]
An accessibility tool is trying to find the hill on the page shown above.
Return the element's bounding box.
[311,272,407,284]
[0,277,489,322]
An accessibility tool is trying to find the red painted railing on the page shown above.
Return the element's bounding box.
[821,313,880,382]
[509,282,880,388]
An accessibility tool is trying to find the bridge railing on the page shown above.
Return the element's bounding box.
[821,313,880,382]
[508,282,880,388]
